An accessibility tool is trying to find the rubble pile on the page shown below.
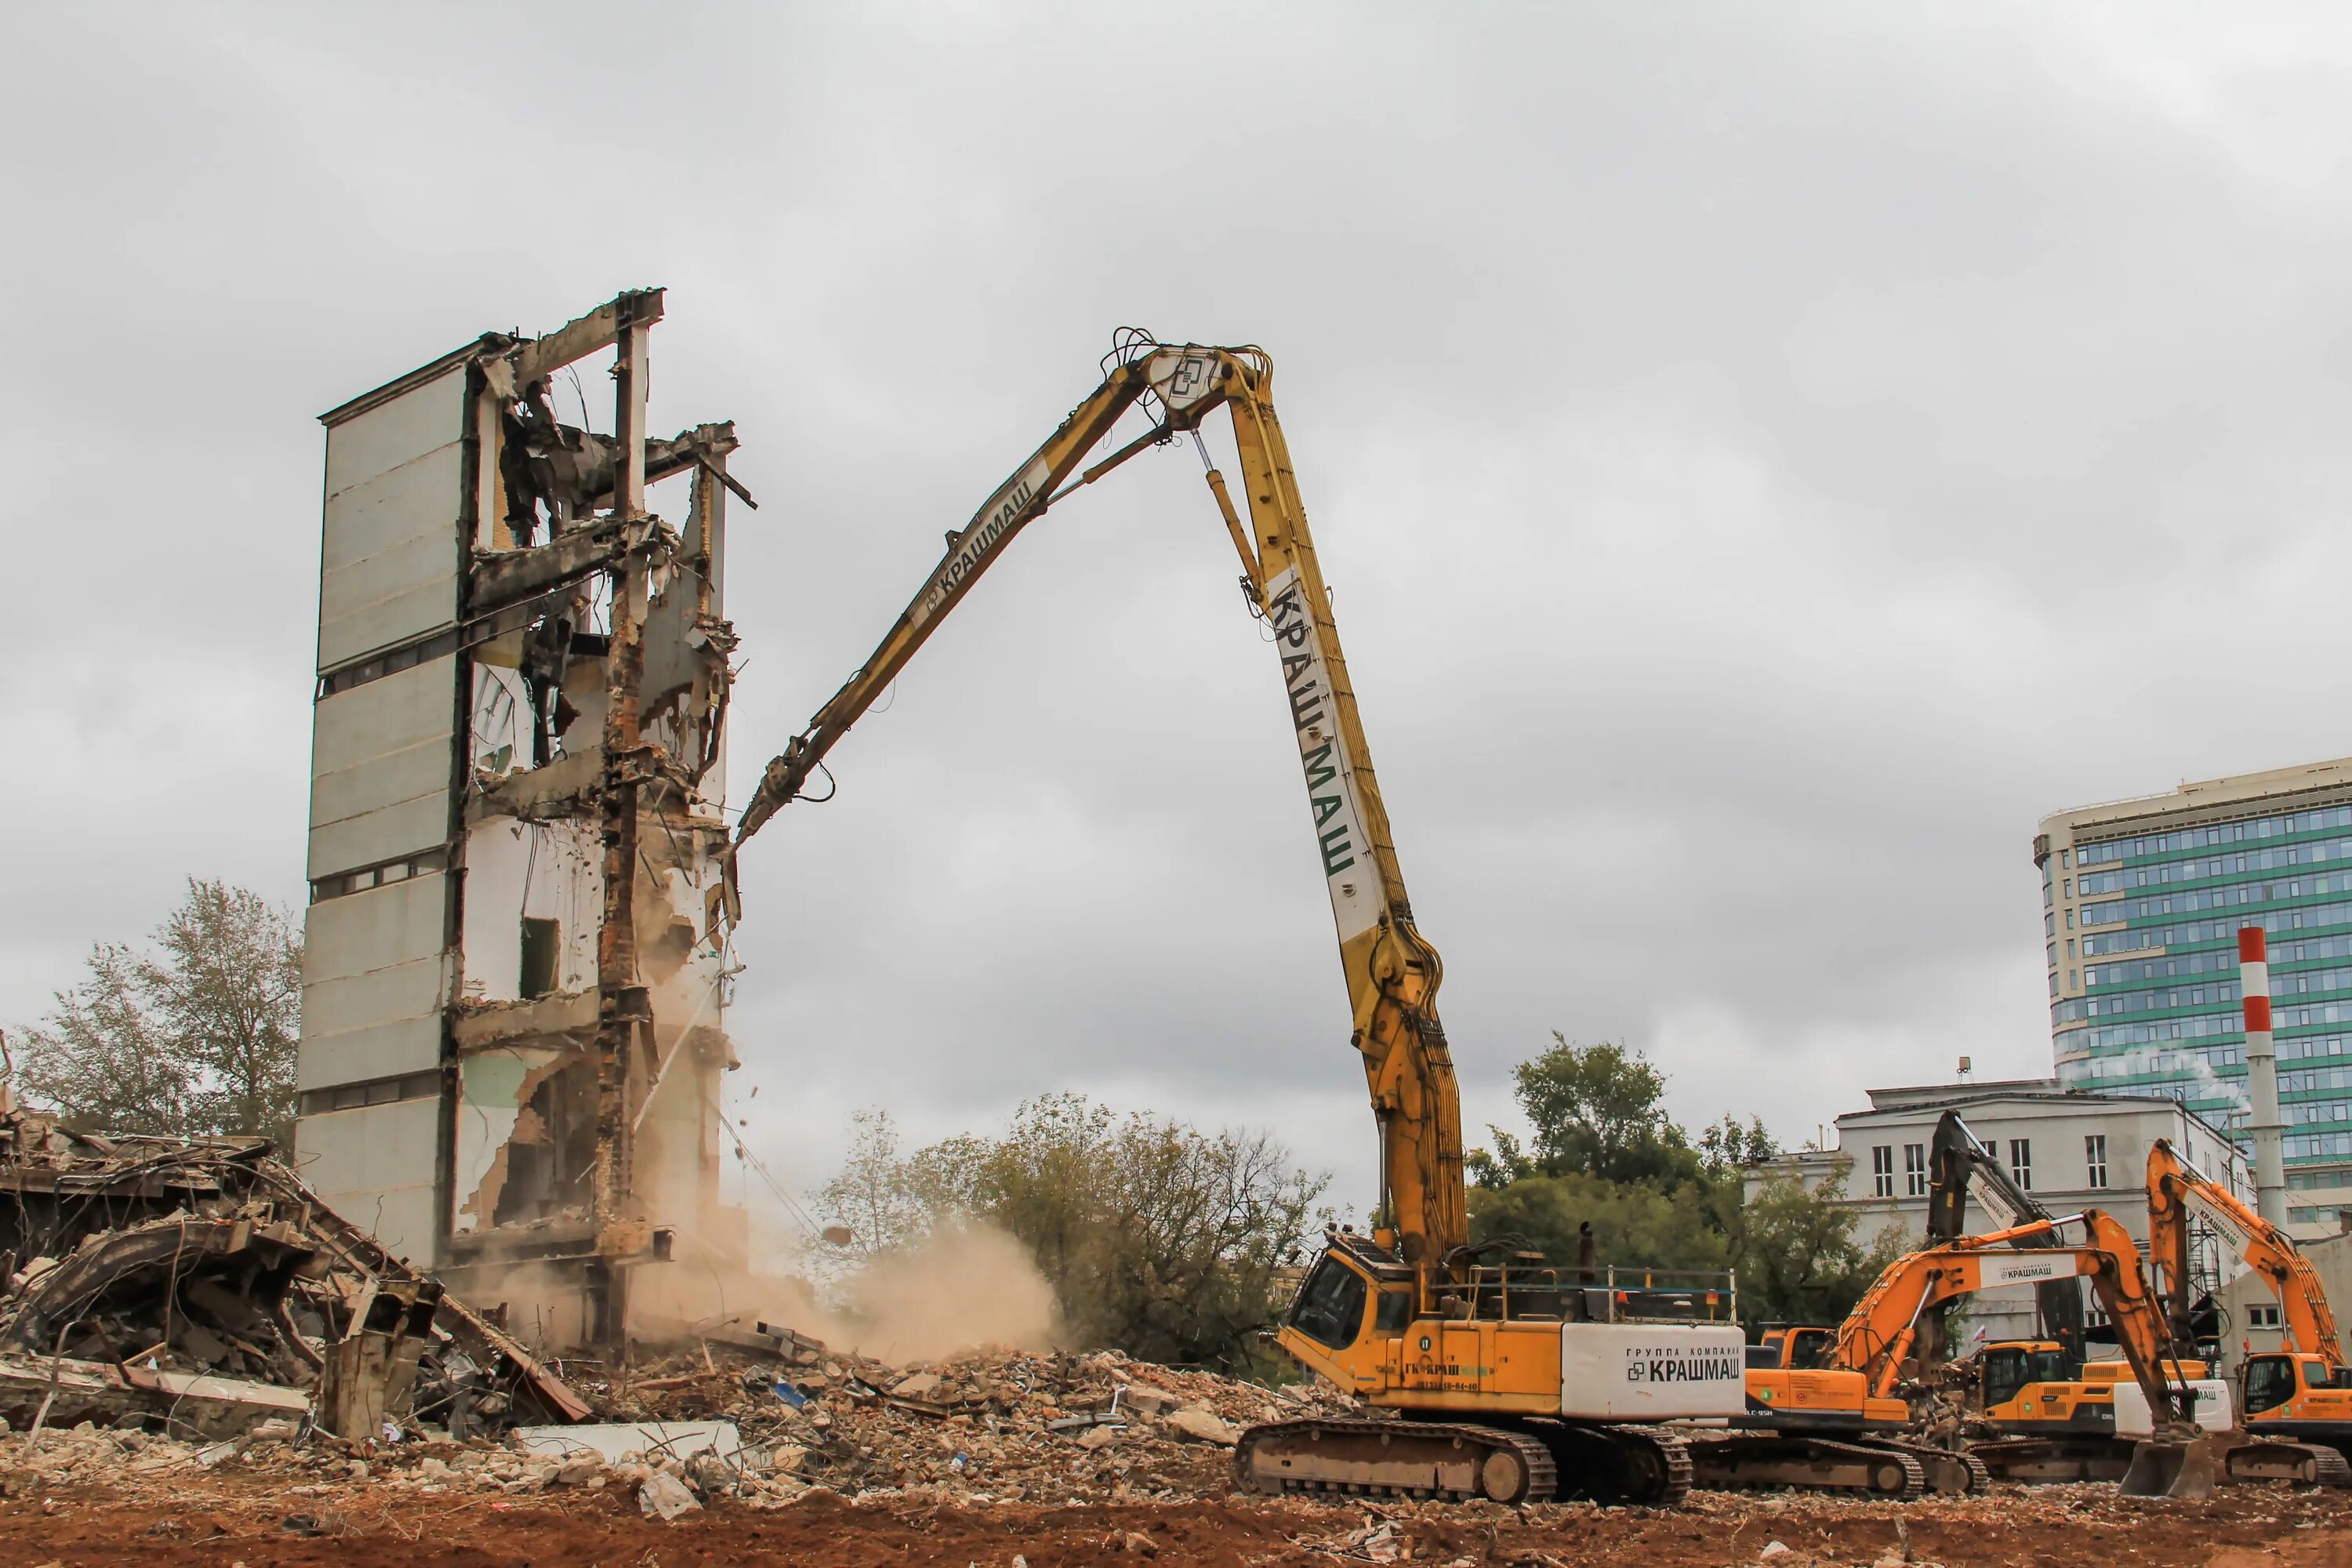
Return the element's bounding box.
[0,1084,1359,1517]
[570,1335,1356,1504]
[0,1093,587,1443]
[0,1336,1353,1517]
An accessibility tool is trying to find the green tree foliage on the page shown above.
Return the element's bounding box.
[816,1094,1330,1372]
[1467,1033,1900,1334]
[13,880,301,1146]
[1467,1035,1701,1189]
[1727,1171,1910,1328]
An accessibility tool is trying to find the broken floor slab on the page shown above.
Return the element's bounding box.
[516,1420,741,1465]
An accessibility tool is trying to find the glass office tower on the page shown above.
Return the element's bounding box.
[2038,759,2352,1237]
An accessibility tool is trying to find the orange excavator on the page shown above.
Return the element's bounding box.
[1707,1323,1987,1497]
[2147,1138,2352,1469]
[1742,1209,2225,1495]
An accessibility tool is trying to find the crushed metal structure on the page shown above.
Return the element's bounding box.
[301,290,748,1345]
[0,1089,588,1436]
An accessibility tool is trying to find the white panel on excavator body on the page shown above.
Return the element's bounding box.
[1560,1323,1747,1421]
[2114,1379,2236,1436]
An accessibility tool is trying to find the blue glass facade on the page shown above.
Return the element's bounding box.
[2041,797,2352,1185]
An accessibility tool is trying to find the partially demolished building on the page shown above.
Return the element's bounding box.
[299,290,748,1345]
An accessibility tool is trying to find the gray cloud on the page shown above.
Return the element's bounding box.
[8,3,2352,1206]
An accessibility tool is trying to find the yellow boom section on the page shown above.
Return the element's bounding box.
[732,336,1468,1270]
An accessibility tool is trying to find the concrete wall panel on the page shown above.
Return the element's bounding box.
[307,796,450,883]
[294,1096,443,1265]
[319,368,465,671]
[303,873,450,982]
[298,1012,443,1093]
[325,366,466,499]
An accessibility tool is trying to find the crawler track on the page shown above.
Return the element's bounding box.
[1883,1440,1992,1496]
[1233,1420,1556,1504]
[1234,1418,1694,1508]
[1685,1433,1926,1499]
[2225,1437,2352,1490]
[1536,1421,1694,1508]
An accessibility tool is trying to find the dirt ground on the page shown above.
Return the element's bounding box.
[9,1473,2352,1568]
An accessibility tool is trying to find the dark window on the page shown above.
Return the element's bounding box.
[1789,1328,1833,1370]
[1288,1257,1370,1350]
[1746,1345,1778,1370]
[1374,1291,1412,1332]
[1983,1346,2071,1410]
[1983,1348,2031,1410]
[2244,1356,2297,1415]
[521,918,561,999]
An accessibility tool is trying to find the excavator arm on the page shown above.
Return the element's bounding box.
[1831,1210,2187,1417]
[1926,1110,2083,1365]
[2147,1138,2346,1367]
[731,336,1466,1269]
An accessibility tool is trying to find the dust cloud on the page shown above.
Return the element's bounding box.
[609,1219,1063,1367]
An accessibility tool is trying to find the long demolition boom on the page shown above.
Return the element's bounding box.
[732,336,1467,1268]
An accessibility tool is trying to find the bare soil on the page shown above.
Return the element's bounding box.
[9,1472,2352,1568]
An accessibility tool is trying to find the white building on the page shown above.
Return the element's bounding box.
[1747,1078,2249,1345]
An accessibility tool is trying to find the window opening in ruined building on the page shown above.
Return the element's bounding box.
[1904,1142,1926,1196]
[520,918,561,1000]
[2009,1138,2033,1192]
[2085,1134,2108,1189]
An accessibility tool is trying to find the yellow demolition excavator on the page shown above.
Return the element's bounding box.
[2147,1138,2352,1473]
[729,333,1753,1505]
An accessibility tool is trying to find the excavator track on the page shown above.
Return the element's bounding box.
[1233,1420,1557,1504]
[1883,1440,1991,1496]
[2223,1436,2352,1489]
[1966,1434,2132,1485]
[1534,1421,1694,1508]
[1684,1433,1926,1499]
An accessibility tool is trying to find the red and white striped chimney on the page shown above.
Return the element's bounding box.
[2238,925,2289,1229]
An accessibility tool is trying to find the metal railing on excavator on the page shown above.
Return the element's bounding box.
[1446,1261,1738,1325]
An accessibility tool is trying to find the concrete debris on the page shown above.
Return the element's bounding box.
[637,1468,702,1519]
[1163,1407,1241,1446]
[560,1334,1356,1504]
[515,1420,741,1466]
[0,1096,588,1442]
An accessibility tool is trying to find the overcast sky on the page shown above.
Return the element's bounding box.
[8,3,2352,1214]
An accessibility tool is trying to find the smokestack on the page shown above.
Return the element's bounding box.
[2238,926,2289,1230]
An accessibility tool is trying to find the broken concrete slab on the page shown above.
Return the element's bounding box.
[637,1468,702,1520]
[1164,1406,1241,1446]
[514,1420,741,1466]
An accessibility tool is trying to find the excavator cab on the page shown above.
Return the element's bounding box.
[1981,1342,2078,1419]
[1287,1253,1373,1351]
[1287,1249,1412,1352]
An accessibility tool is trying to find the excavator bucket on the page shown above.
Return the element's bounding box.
[2119,1432,2218,1499]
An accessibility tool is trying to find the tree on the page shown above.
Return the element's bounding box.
[1469,1169,1729,1277]
[14,880,301,1145]
[1697,1113,1778,1178]
[1465,1029,1894,1334]
[1725,1171,1909,1328]
[815,1094,1330,1372]
[811,1110,938,1261]
[1469,1034,1699,1188]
